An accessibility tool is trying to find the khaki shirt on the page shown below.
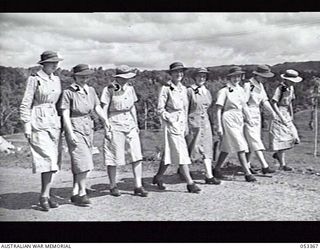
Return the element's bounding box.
[216,83,247,111]
[100,82,139,132]
[157,81,189,135]
[20,69,61,130]
[243,78,269,108]
[187,84,212,128]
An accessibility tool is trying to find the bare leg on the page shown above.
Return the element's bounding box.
[41,171,54,198]
[155,155,169,178]
[255,150,269,169]
[203,159,214,178]
[246,151,252,168]
[277,150,286,167]
[76,171,89,196]
[214,151,229,170]
[179,164,194,185]
[237,151,251,175]
[72,174,79,196]
[132,160,143,188]
[107,165,117,188]
[213,141,220,161]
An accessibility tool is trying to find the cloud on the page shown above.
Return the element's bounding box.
[0,13,320,70]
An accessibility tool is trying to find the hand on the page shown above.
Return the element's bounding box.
[68,133,78,146]
[280,117,289,125]
[24,123,31,140]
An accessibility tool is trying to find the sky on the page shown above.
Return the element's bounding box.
[1,12,320,70]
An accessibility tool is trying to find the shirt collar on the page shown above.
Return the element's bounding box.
[37,69,54,81]
[70,83,89,94]
[169,81,183,91]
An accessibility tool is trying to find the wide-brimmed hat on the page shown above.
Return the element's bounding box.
[38,51,63,64]
[281,69,303,83]
[195,67,209,74]
[169,62,186,72]
[113,65,136,79]
[72,64,94,76]
[227,66,245,76]
[252,65,274,78]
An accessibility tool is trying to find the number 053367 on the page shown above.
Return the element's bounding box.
[300,244,318,248]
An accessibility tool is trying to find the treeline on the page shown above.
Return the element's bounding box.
[1,61,319,135]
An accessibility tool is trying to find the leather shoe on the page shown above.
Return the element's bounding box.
[213,169,228,179]
[110,186,121,197]
[152,175,166,190]
[262,167,276,174]
[71,195,91,207]
[134,187,149,197]
[48,198,59,208]
[280,165,293,171]
[245,174,257,182]
[39,197,50,212]
[249,168,258,174]
[205,177,221,185]
[187,183,201,193]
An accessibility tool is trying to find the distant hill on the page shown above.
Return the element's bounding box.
[1,61,319,135]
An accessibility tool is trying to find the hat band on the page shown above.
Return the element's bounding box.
[283,73,298,78]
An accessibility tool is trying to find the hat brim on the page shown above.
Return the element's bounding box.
[113,72,136,79]
[196,70,209,74]
[227,71,245,76]
[253,71,274,78]
[169,66,186,72]
[38,57,63,64]
[281,74,303,83]
[73,69,94,76]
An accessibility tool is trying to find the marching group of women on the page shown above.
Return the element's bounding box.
[20,51,303,211]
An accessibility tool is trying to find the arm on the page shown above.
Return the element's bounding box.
[271,100,287,124]
[157,86,170,122]
[216,105,223,137]
[262,100,276,119]
[95,105,110,129]
[20,76,37,139]
[61,109,78,145]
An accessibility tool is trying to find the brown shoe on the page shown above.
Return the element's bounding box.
[134,187,149,197]
[280,165,293,171]
[152,175,166,190]
[48,198,59,208]
[110,186,121,197]
[187,183,201,193]
[39,197,50,212]
[262,167,276,174]
[205,177,221,185]
[72,195,91,207]
[245,174,257,182]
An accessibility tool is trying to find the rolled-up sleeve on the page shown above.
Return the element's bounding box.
[157,86,170,121]
[20,76,37,123]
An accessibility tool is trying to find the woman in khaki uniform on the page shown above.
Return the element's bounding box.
[101,65,148,197]
[20,51,63,211]
[213,66,257,182]
[152,62,201,193]
[60,64,109,207]
[185,67,221,185]
[243,65,277,174]
[270,69,302,171]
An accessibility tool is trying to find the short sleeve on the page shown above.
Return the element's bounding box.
[272,86,281,103]
[59,90,72,110]
[132,87,138,103]
[100,86,111,105]
[216,88,227,107]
